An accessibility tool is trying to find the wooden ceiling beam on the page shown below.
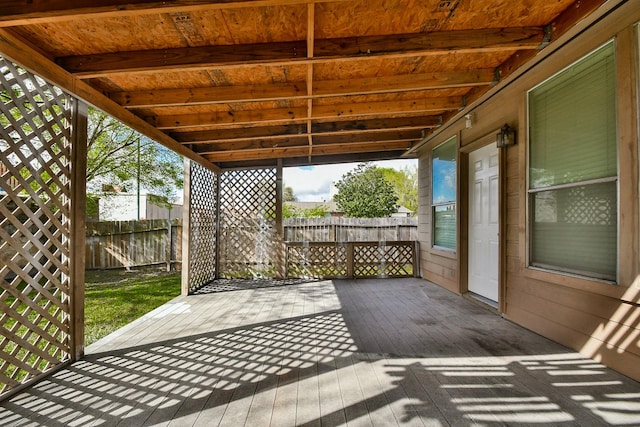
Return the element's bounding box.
[150,107,309,129]
[310,116,441,133]
[194,136,310,153]
[311,97,460,120]
[171,124,308,144]
[111,69,494,108]
[57,27,545,77]
[203,139,413,162]
[171,116,441,144]
[191,129,421,153]
[150,97,459,129]
[0,0,344,27]
[281,150,411,167]
[111,83,306,108]
[313,129,421,145]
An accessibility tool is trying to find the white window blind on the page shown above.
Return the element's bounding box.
[528,41,617,280]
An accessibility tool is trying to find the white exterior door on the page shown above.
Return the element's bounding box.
[468,144,499,302]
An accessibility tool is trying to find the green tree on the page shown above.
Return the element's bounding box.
[282,203,329,218]
[300,204,329,218]
[333,163,397,218]
[283,186,297,202]
[87,108,183,205]
[282,202,299,218]
[379,165,418,214]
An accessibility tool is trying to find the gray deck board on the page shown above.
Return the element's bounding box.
[2,278,640,426]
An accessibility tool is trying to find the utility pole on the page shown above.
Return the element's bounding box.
[137,137,141,220]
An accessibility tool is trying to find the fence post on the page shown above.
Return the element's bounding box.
[413,240,420,278]
[347,242,354,279]
[166,218,172,272]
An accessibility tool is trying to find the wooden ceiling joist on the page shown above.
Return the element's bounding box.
[172,125,309,144]
[171,116,441,145]
[57,27,545,77]
[191,129,422,153]
[150,97,458,129]
[110,69,495,108]
[204,139,412,162]
[310,116,442,134]
[150,107,309,130]
[0,0,344,27]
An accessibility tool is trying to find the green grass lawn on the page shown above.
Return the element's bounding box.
[85,269,181,345]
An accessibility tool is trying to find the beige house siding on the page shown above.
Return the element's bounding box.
[417,1,640,382]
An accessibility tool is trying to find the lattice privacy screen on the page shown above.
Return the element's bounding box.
[186,161,218,292]
[286,243,348,279]
[219,168,278,278]
[353,242,415,277]
[0,57,74,396]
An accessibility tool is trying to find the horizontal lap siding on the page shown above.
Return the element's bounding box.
[418,2,640,382]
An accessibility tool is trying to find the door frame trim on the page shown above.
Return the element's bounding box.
[459,129,507,313]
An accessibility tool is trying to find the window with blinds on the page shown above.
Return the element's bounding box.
[528,41,617,280]
[432,136,457,250]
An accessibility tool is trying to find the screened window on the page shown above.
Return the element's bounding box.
[432,136,457,249]
[528,41,617,280]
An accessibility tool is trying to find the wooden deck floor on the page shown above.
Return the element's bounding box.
[2,278,640,426]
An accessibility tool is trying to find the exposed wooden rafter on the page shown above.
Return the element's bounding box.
[203,139,413,163]
[109,69,495,108]
[190,130,422,153]
[149,97,459,129]
[171,116,442,145]
[0,0,345,27]
[57,28,545,78]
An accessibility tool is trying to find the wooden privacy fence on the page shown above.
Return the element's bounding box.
[283,217,417,242]
[85,217,417,272]
[85,219,181,270]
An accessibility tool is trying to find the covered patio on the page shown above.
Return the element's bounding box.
[2,278,639,426]
[2,0,640,420]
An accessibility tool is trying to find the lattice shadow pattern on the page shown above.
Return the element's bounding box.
[191,278,318,294]
[0,57,74,396]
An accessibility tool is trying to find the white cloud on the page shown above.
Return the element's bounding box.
[283,159,418,202]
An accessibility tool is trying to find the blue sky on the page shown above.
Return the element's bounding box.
[432,158,456,204]
[283,159,418,202]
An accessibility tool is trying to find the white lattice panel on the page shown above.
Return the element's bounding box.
[354,242,414,278]
[186,162,218,292]
[286,243,348,279]
[219,168,278,278]
[0,57,74,397]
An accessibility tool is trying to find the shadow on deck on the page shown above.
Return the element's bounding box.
[1,278,639,426]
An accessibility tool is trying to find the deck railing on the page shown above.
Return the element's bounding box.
[285,240,419,279]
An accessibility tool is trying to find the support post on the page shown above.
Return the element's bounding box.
[275,159,285,278]
[347,242,354,279]
[70,98,88,361]
[214,171,221,279]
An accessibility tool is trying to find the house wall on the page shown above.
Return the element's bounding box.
[99,194,182,220]
[417,2,640,381]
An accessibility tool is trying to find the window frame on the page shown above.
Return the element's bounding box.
[431,135,458,251]
[526,40,619,283]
